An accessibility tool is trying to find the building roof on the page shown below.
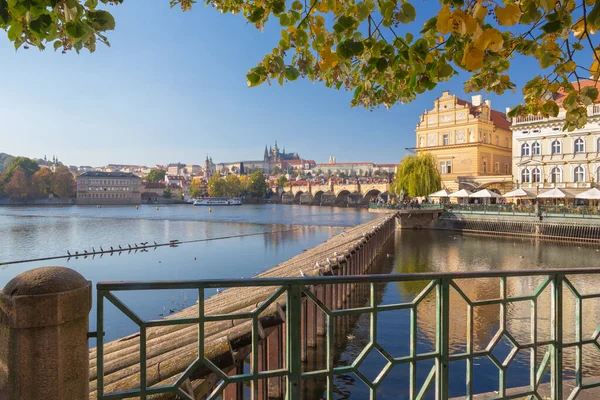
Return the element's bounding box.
[455,98,511,130]
[166,175,185,180]
[375,164,397,167]
[78,171,139,178]
[315,162,375,167]
[554,79,600,104]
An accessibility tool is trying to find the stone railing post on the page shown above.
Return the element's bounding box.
[0,267,92,400]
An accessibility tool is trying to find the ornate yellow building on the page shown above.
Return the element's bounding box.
[413,91,513,192]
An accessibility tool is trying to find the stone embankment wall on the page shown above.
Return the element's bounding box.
[436,213,600,243]
[88,213,398,399]
[0,197,75,206]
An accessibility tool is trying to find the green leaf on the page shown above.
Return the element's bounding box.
[285,66,300,81]
[84,0,99,7]
[246,66,266,87]
[542,100,559,117]
[65,21,87,39]
[540,20,562,33]
[248,7,265,23]
[53,40,62,51]
[357,2,370,21]
[398,2,416,24]
[87,10,116,31]
[582,86,599,102]
[336,40,364,59]
[587,2,600,29]
[29,14,52,38]
[272,0,285,14]
[7,20,23,41]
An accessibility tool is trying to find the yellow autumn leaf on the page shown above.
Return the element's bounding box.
[539,0,555,12]
[563,61,576,72]
[436,5,452,34]
[473,2,487,21]
[425,53,434,63]
[473,28,503,52]
[572,18,597,39]
[495,3,521,26]
[592,59,600,78]
[317,1,329,13]
[462,44,484,71]
[500,75,510,83]
[319,48,339,70]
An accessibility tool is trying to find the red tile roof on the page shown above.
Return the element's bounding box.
[554,79,600,104]
[455,98,511,130]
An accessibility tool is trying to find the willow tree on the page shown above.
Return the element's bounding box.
[391,153,441,198]
[3,0,600,129]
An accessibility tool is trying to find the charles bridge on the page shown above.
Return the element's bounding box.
[276,182,390,206]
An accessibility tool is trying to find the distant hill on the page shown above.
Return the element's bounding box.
[0,153,14,172]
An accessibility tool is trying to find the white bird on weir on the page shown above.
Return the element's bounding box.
[300,270,307,277]
[315,261,322,269]
[326,258,331,264]
[333,252,338,256]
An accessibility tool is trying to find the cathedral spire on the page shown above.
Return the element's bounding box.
[264,145,269,161]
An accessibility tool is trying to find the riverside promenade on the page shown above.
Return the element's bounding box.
[90,213,398,399]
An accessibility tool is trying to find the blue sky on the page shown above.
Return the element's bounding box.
[0,2,534,167]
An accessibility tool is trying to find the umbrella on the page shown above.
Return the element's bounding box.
[537,188,573,198]
[428,189,450,197]
[469,189,502,198]
[502,188,536,199]
[448,189,471,198]
[575,187,600,200]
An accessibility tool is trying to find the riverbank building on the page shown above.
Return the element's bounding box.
[511,79,600,197]
[413,91,513,192]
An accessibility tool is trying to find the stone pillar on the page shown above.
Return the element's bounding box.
[0,267,92,400]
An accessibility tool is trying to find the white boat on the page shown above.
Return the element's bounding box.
[193,197,242,206]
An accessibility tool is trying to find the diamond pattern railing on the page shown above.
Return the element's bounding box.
[95,268,600,400]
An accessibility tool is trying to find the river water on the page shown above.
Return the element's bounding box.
[1,204,599,398]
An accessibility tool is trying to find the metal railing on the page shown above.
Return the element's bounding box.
[444,204,600,219]
[369,203,443,210]
[96,268,600,399]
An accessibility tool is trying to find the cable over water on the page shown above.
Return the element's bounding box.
[0,228,300,267]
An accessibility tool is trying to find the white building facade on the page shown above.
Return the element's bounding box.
[512,101,600,194]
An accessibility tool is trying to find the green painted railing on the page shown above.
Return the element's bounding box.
[96,268,600,399]
[369,203,443,210]
[444,204,600,219]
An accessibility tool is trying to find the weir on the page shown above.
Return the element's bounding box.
[90,213,398,399]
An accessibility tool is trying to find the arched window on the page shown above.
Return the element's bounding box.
[552,140,562,155]
[575,138,585,153]
[551,167,562,183]
[521,169,531,183]
[532,168,541,183]
[597,137,600,152]
[597,167,600,183]
[574,165,585,182]
[521,143,530,156]
[532,142,541,155]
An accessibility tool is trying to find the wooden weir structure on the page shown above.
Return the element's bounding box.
[90,213,399,399]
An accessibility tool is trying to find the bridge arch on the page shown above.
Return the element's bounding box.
[363,189,381,204]
[335,190,351,206]
[313,190,324,205]
[294,191,304,204]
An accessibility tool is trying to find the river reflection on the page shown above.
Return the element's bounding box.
[330,231,600,399]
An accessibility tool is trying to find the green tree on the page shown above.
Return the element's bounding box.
[391,153,441,198]
[276,175,288,187]
[51,166,75,199]
[4,157,39,181]
[4,0,600,129]
[190,181,204,198]
[224,174,242,197]
[163,188,172,198]
[207,175,226,197]
[248,171,267,199]
[145,169,166,183]
[0,153,14,172]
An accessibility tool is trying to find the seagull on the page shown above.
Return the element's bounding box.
[194,257,196,260]
[326,257,331,264]
[216,288,221,293]
[118,245,123,250]
[67,250,71,256]
[128,244,132,250]
[154,241,158,245]
[300,270,307,277]
[100,247,104,252]
[75,251,79,256]
[110,246,114,252]
[386,253,392,258]
[92,247,96,253]
[315,261,322,269]
[141,242,148,246]
[519,256,524,259]
[134,243,138,248]
[333,251,338,256]
[84,250,88,255]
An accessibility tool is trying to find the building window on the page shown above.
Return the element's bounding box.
[597,167,600,183]
[443,134,449,145]
[521,143,530,156]
[551,140,562,155]
[505,137,509,148]
[532,168,541,183]
[551,167,562,183]
[574,165,585,182]
[521,169,531,183]
[483,160,487,173]
[440,161,452,174]
[505,164,509,174]
[532,142,541,155]
[574,138,585,153]
[495,162,499,174]
[597,137,600,152]
[496,135,499,146]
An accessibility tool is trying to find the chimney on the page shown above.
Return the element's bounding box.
[505,107,511,115]
[471,94,482,106]
[484,99,491,108]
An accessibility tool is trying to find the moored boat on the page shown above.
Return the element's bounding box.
[193,197,242,206]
